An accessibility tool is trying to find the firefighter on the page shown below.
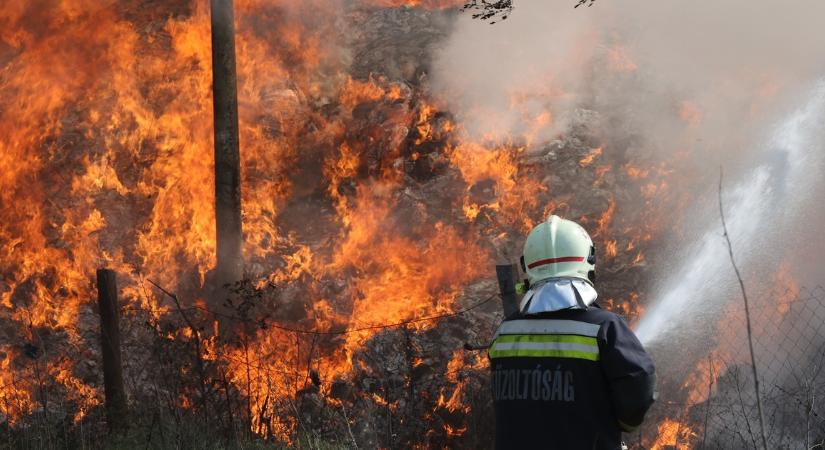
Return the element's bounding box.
[489,215,656,450]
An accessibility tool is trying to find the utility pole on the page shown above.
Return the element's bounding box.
[210,0,244,298]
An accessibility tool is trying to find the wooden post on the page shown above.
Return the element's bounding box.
[495,264,520,318]
[210,0,244,295]
[97,268,127,434]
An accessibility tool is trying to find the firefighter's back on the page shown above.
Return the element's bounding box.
[490,307,650,450]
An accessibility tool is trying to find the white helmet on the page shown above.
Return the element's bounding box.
[521,215,596,286]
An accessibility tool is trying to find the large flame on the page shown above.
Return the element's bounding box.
[0,0,705,444]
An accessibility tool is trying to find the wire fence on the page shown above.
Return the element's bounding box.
[5,276,825,449]
[143,278,499,335]
[0,273,500,449]
[638,285,825,450]
[124,279,497,447]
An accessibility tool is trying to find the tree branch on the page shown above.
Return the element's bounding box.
[718,167,768,450]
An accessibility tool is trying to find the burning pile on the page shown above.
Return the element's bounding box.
[0,0,755,448]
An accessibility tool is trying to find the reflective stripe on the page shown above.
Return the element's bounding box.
[492,342,598,353]
[489,335,600,361]
[495,319,600,338]
[489,348,600,361]
[494,334,597,346]
[490,323,601,361]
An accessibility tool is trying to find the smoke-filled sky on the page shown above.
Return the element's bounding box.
[431,0,825,162]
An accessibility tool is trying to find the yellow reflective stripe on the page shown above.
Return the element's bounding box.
[494,334,597,346]
[489,334,600,361]
[489,348,600,361]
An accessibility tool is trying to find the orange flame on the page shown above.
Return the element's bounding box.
[579,146,604,167]
[650,418,694,450]
[0,0,688,442]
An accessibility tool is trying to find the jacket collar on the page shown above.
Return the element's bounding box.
[518,278,598,315]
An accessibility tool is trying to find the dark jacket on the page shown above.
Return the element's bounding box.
[489,305,656,450]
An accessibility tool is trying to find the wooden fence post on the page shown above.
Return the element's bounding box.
[97,268,127,433]
[495,264,520,318]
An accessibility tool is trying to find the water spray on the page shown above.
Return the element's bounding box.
[635,81,825,346]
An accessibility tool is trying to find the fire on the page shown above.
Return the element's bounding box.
[669,258,805,447]
[774,261,800,316]
[339,76,404,108]
[606,44,637,73]
[332,190,490,360]
[650,418,694,450]
[0,0,692,445]
[435,349,488,434]
[444,424,468,437]
[604,240,618,258]
[449,141,546,232]
[623,163,650,180]
[679,100,703,127]
[594,197,616,237]
[578,146,603,167]
[362,0,465,9]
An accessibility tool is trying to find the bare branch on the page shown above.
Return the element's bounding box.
[461,0,513,23]
[718,167,768,450]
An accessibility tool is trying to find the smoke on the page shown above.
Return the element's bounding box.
[429,0,825,355]
[430,0,825,263]
[430,0,825,161]
[428,3,596,143]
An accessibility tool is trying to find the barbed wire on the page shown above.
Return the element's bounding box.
[97,279,494,399]
[216,348,485,391]
[140,278,499,336]
[110,284,495,401]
